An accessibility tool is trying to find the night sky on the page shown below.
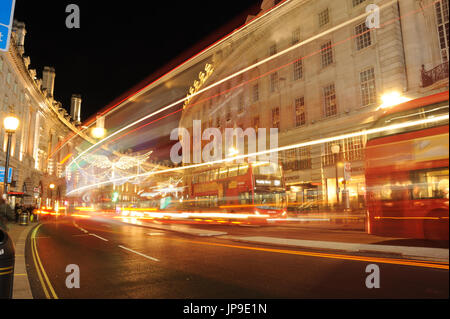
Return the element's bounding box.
[12,0,261,123]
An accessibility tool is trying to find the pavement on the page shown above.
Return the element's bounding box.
[2,220,35,299]
[116,217,449,264]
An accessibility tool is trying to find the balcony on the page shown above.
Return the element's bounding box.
[421,62,449,87]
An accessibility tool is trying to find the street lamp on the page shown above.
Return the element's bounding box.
[3,113,19,206]
[331,144,340,207]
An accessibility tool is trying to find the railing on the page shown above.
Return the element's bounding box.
[421,62,449,87]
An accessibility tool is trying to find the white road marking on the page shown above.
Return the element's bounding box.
[147,232,164,236]
[89,233,109,241]
[118,245,160,262]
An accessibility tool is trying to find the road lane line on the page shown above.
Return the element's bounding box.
[31,224,59,299]
[118,245,160,262]
[31,225,50,299]
[89,233,109,241]
[164,238,449,270]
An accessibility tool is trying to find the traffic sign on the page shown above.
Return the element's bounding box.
[0,0,17,52]
[0,167,13,183]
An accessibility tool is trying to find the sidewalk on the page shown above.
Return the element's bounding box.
[3,221,35,299]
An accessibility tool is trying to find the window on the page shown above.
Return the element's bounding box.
[292,28,301,45]
[343,136,365,161]
[352,0,366,7]
[272,107,280,129]
[293,59,303,80]
[228,166,238,177]
[322,142,342,166]
[435,0,449,62]
[219,168,228,179]
[410,168,449,199]
[269,44,277,56]
[321,41,333,67]
[319,8,329,27]
[270,72,279,93]
[355,22,372,50]
[239,164,249,175]
[323,84,337,117]
[283,147,311,170]
[252,83,259,102]
[295,97,306,126]
[360,67,376,106]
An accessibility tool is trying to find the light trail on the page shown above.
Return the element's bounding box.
[65,0,403,170]
[66,113,449,195]
[47,0,292,159]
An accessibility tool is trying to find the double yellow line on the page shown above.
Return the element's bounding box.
[31,224,58,299]
[0,266,13,276]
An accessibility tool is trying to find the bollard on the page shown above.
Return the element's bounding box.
[0,228,15,299]
[19,212,29,226]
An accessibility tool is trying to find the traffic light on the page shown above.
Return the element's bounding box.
[112,192,119,202]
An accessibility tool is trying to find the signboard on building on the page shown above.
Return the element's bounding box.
[0,167,13,183]
[0,0,16,51]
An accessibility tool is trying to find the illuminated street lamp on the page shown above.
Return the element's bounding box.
[2,112,19,207]
[92,114,106,139]
[331,144,341,207]
[378,92,411,110]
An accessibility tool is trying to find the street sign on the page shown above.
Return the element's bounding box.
[344,162,351,181]
[0,167,13,183]
[0,0,16,51]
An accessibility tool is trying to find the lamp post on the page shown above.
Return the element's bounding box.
[331,144,340,208]
[3,114,19,212]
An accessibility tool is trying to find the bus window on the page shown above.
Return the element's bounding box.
[211,169,219,180]
[239,164,249,175]
[219,168,228,179]
[228,165,238,177]
[410,168,449,199]
[239,192,250,204]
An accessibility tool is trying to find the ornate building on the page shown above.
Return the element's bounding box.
[0,20,84,209]
[177,0,448,209]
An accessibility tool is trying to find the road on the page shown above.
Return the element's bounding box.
[25,216,449,299]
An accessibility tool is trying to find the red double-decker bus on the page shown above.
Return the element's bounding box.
[183,161,288,219]
[365,91,449,240]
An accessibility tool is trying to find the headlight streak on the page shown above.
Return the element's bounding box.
[65,0,407,170]
[66,114,449,195]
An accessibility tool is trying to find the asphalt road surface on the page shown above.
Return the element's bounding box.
[25,216,449,299]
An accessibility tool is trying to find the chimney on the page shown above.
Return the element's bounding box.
[42,66,56,97]
[70,94,82,123]
[12,20,26,55]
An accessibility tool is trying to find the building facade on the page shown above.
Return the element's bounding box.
[0,20,84,209]
[177,0,449,210]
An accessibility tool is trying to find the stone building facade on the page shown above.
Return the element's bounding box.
[0,20,84,209]
[176,0,449,209]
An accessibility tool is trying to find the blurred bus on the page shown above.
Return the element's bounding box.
[365,91,449,240]
[182,161,288,219]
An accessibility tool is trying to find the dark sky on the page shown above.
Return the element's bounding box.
[13,0,261,123]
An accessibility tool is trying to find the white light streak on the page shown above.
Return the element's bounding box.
[66,113,449,195]
[66,0,398,169]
